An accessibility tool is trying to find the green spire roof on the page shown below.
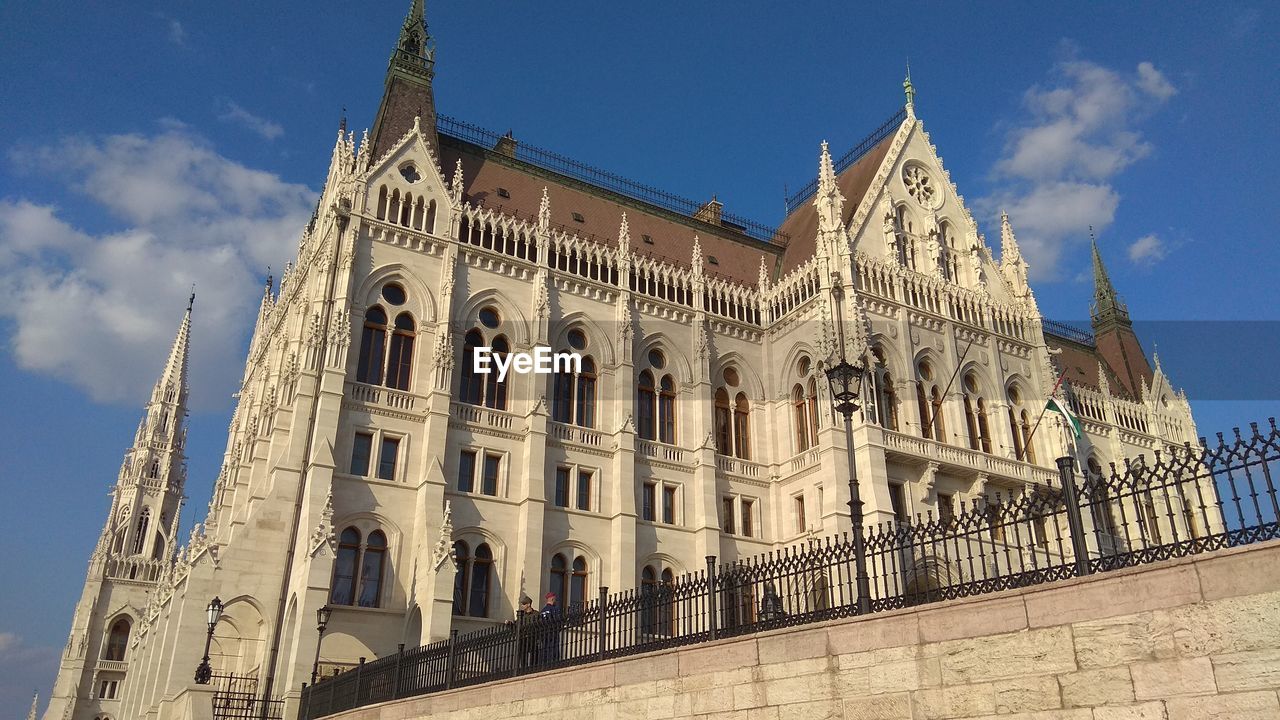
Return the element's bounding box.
[1090,231,1129,326]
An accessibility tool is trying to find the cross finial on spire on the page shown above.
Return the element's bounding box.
[187,285,196,313]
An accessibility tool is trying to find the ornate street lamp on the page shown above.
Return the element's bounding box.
[194,596,223,684]
[310,605,333,685]
[825,357,873,614]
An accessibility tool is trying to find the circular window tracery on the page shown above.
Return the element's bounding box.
[902,164,939,209]
[648,349,666,370]
[381,283,406,305]
[567,328,587,351]
[479,307,501,329]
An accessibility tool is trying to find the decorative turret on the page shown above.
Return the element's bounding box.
[814,141,845,236]
[370,0,438,159]
[903,67,916,117]
[1000,211,1029,295]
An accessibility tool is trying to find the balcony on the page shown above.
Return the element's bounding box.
[636,439,687,466]
[345,381,423,413]
[549,421,605,449]
[716,455,766,480]
[450,402,520,433]
[97,659,128,673]
[881,429,1057,485]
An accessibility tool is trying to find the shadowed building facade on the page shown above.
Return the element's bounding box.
[45,3,1201,719]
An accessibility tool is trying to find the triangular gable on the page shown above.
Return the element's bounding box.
[362,119,452,223]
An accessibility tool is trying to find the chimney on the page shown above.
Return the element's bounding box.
[694,195,723,226]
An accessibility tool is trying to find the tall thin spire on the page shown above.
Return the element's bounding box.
[27,691,38,720]
[370,0,438,159]
[903,63,916,114]
[157,293,194,403]
[1090,229,1129,326]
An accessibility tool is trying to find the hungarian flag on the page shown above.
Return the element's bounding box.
[1046,397,1082,439]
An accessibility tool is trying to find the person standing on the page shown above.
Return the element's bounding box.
[511,595,538,668]
[540,592,562,663]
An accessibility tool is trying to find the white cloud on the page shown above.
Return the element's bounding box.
[218,100,285,141]
[1128,233,1167,266]
[0,126,315,409]
[1136,62,1177,102]
[168,18,187,46]
[980,57,1176,280]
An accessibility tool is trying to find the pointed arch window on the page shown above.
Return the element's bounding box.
[867,347,898,430]
[575,356,597,428]
[714,389,732,455]
[639,564,676,637]
[793,384,810,452]
[658,375,677,444]
[485,335,510,410]
[916,360,947,442]
[552,336,596,427]
[548,552,589,609]
[103,618,131,661]
[637,371,656,440]
[806,378,820,442]
[330,527,389,608]
[452,541,494,617]
[460,330,485,405]
[376,185,388,220]
[733,393,751,459]
[132,508,150,556]
[357,306,388,385]
[386,313,416,390]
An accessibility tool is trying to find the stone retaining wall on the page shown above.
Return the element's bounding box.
[330,540,1280,720]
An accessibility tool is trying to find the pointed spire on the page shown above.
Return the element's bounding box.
[617,212,630,254]
[691,235,704,276]
[27,691,38,720]
[157,294,193,401]
[371,0,438,159]
[450,158,464,204]
[758,255,770,291]
[818,140,837,190]
[814,141,846,238]
[1000,211,1023,265]
[1090,229,1129,326]
[538,186,551,232]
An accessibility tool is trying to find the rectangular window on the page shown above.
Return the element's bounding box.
[482,454,501,496]
[555,467,571,508]
[350,432,373,475]
[99,680,118,700]
[576,470,592,511]
[458,450,476,493]
[741,499,754,538]
[937,492,954,525]
[889,483,908,523]
[722,497,736,535]
[795,494,807,533]
[642,482,656,521]
[662,485,676,524]
[377,436,400,480]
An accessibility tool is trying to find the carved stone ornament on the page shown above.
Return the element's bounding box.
[431,501,454,572]
[309,490,336,557]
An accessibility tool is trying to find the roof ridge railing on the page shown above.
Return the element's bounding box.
[784,106,908,213]
[1042,319,1095,346]
[437,115,785,244]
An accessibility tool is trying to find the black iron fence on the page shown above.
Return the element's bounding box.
[302,420,1280,719]
[211,674,284,720]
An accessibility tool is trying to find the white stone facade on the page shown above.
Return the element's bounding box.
[45,6,1205,720]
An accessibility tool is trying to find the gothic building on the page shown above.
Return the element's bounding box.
[46,2,1202,718]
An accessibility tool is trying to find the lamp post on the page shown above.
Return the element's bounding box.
[310,605,332,685]
[194,596,223,684]
[826,358,873,615]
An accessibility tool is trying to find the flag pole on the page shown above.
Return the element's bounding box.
[1020,368,1069,460]
[929,338,974,441]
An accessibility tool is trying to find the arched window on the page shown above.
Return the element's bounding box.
[425,199,438,235]
[452,540,470,615]
[132,508,150,556]
[330,527,390,608]
[639,565,676,637]
[916,360,946,442]
[151,530,165,560]
[469,543,493,617]
[939,222,959,281]
[806,378,820,443]
[1007,385,1037,463]
[570,556,588,608]
[103,618,131,661]
[549,553,567,604]
[867,347,898,430]
[714,389,732,455]
[460,330,485,405]
[376,185,388,220]
[485,335,510,410]
[452,541,493,617]
[1019,410,1036,464]
[331,528,360,606]
[637,371,656,440]
[389,190,401,227]
[385,313,415,390]
[658,375,677,444]
[358,530,386,608]
[896,205,916,270]
[356,306,388,385]
[793,384,810,452]
[962,373,991,453]
[733,393,751,460]
[552,335,596,427]
[413,196,425,230]
[576,356,597,428]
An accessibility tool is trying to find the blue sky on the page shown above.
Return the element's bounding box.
[1,1,1277,711]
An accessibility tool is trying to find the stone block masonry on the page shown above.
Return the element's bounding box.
[328,540,1280,720]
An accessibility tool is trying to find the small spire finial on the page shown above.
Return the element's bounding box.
[904,61,916,109]
[187,285,196,313]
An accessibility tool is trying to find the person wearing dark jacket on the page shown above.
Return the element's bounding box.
[508,595,539,668]
[540,592,562,662]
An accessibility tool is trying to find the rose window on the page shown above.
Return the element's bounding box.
[903,165,937,208]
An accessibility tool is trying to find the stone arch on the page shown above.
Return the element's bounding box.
[711,351,766,403]
[211,595,269,678]
[456,289,532,347]
[403,604,423,647]
[636,333,694,386]
[451,525,508,578]
[552,311,617,366]
[638,552,686,577]
[354,263,438,323]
